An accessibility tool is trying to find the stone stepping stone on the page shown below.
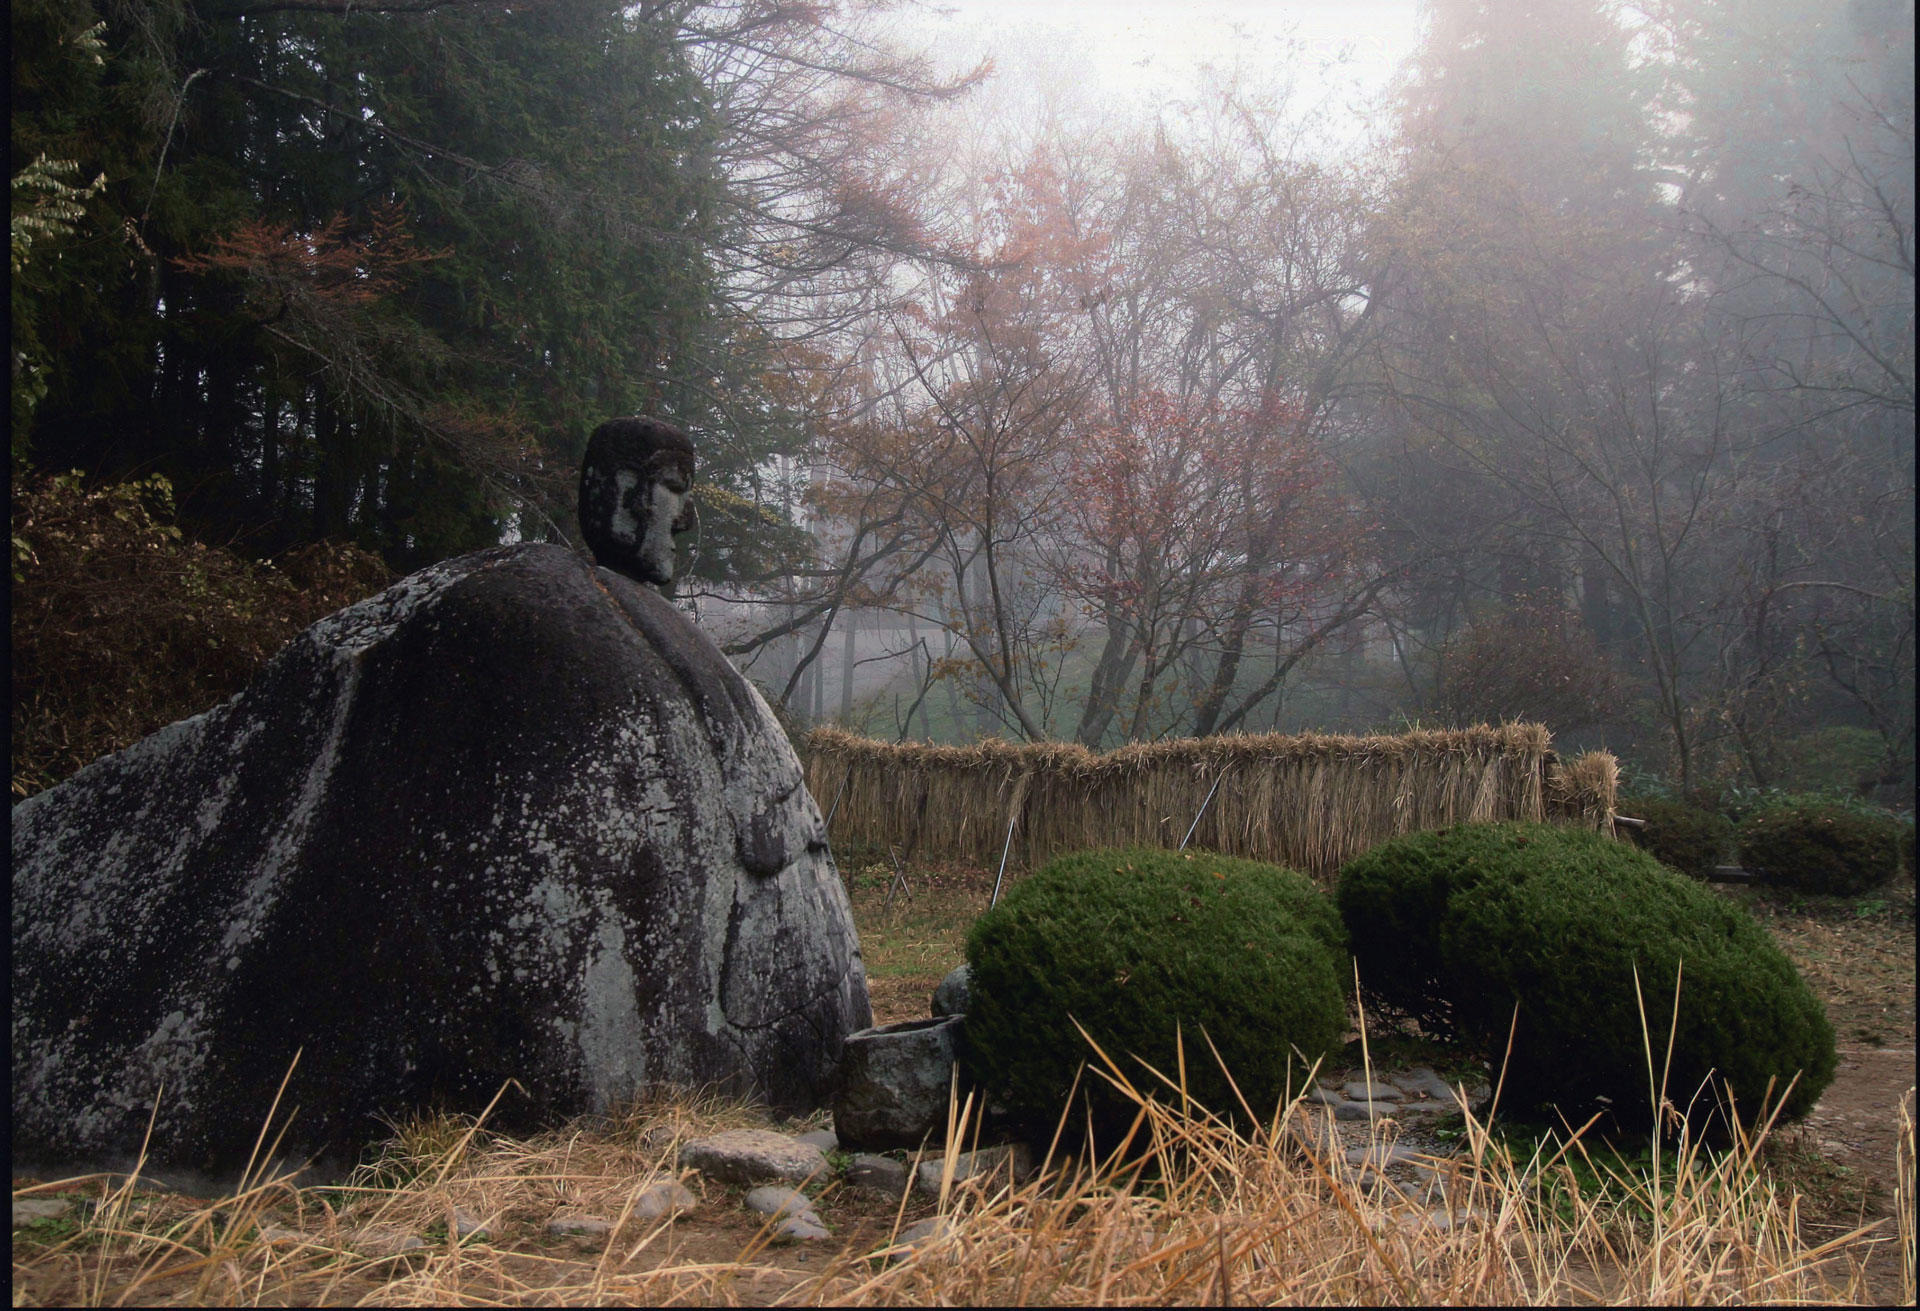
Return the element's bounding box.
[845,1153,910,1195]
[1400,1066,1494,1105]
[679,1129,827,1185]
[12,1198,73,1227]
[349,1225,425,1256]
[773,1213,832,1242]
[744,1185,830,1241]
[1344,1142,1426,1170]
[874,1215,953,1261]
[631,1179,697,1221]
[548,1212,615,1237]
[1333,1100,1383,1121]
[1343,1080,1405,1103]
[744,1185,817,1221]
[1304,1086,1344,1106]
[1379,1205,1485,1235]
[915,1143,1034,1195]
[796,1128,839,1153]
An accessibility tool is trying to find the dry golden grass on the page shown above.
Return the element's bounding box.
[14,1024,1911,1307]
[804,724,1618,881]
[17,787,1912,1306]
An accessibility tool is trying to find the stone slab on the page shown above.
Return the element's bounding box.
[631,1179,697,1220]
[845,1153,910,1195]
[548,1212,614,1237]
[1343,1080,1405,1103]
[744,1185,816,1220]
[679,1129,827,1185]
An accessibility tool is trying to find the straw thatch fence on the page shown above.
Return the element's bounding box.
[802,724,1619,884]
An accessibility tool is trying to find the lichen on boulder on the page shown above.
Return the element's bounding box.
[11,541,870,1174]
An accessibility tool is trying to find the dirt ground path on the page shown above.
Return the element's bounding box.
[1783,1046,1915,1304]
[1730,879,1916,1233]
[1803,1047,1915,1200]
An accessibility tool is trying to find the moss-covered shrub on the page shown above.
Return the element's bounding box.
[1333,824,1512,1040]
[1737,798,1904,896]
[1338,823,1835,1128]
[1617,794,1733,881]
[963,848,1348,1137]
[1774,726,1887,795]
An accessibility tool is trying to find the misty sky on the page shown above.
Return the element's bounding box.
[884,0,1424,137]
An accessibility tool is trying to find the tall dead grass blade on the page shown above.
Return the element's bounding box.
[423,1077,524,1191]
[1899,1089,1916,1304]
[937,1074,977,1215]
[1199,1025,1261,1130]
[237,1049,304,1200]
[1288,1109,1420,1304]
[1214,1220,1234,1307]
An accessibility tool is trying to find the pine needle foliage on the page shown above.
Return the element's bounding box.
[1737,797,1905,895]
[1338,823,1837,1130]
[963,846,1348,1141]
[1617,793,1734,881]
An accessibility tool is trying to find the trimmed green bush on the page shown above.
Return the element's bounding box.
[963,848,1348,1137]
[1338,823,1835,1128]
[1775,726,1886,795]
[1616,794,1733,881]
[1737,798,1904,896]
[1333,824,1506,1040]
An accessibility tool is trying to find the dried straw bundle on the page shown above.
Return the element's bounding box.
[804,724,1618,882]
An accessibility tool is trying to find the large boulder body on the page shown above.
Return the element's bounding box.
[12,543,870,1174]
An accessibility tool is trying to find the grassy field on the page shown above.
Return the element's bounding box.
[13,858,1916,1306]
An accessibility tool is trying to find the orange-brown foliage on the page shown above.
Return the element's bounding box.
[10,471,392,799]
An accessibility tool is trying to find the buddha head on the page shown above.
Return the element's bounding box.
[578,416,696,587]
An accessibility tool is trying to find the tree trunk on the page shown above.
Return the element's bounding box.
[906,611,927,740]
[810,618,827,721]
[1190,579,1262,737]
[1074,613,1138,747]
[839,610,857,721]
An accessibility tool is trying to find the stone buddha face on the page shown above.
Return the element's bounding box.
[579,417,697,587]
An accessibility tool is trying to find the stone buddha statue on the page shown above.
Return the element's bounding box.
[12,415,869,1176]
[578,416,696,588]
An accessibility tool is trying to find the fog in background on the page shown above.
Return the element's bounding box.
[13,0,1914,802]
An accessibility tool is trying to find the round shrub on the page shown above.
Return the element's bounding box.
[1737,798,1904,895]
[963,848,1347,1137]
[1338,823,1835,1129]
[1616,794,1733,881]
[1334,824,1529,1039]
[1775,726,1885,795]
